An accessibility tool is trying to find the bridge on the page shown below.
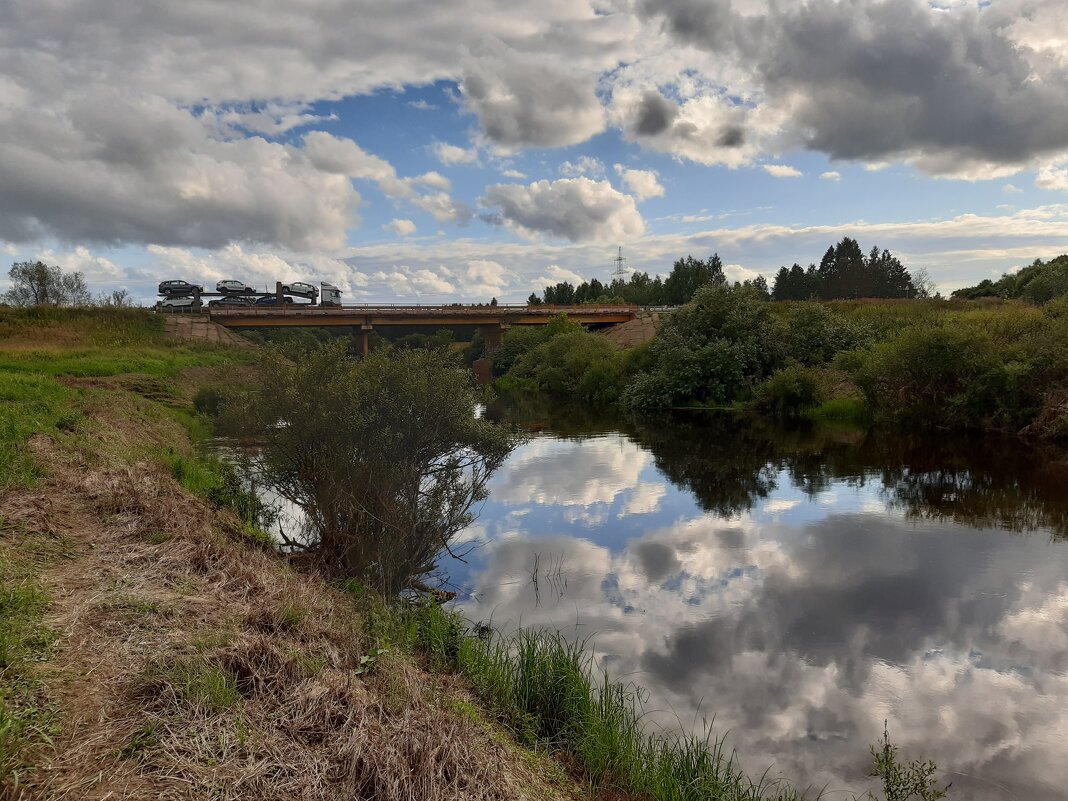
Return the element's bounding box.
[205,303,638,354]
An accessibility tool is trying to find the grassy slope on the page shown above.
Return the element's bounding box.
[0,309,580,801]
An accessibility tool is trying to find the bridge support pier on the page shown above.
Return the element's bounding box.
[358,322,372,356]
[480,322,509,356]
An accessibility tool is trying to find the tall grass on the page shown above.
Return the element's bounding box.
[365,596,810,800]
[0,307,249,488]
[0,554,54,784]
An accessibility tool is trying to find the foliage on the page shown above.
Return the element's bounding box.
[753,366,823,417]
[623,284,781,409]
[868,723,949,801]
[490,314,581,376]
[952,254,1068,304]
[2,261,91,307]
[511,331,626,406]
[367,598,810,801]
[224,342,517,594]
[772,239,918,300]
[537,254,726,307]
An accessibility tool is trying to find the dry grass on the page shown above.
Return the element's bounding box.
[1,420,579,801]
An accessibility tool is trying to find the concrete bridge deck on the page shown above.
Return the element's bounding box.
[203,303,639,354]
[206,303,637,328]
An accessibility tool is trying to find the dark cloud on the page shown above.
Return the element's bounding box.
[460,49,606,149]
[634,541,680,582]
[640,0,1068,173]
[479,177,644,242]
[633,89,679,136]
[716,125,745,148]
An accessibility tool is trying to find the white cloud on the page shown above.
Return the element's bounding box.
[1036,163,1068,192]
[460,44,608,151]
[412,192,474,224]
[560,156,605,178]
[433,142,479,166]
[501,169,527,179]
[370,266,455,296]
[465,259,509,295]
[33,246,122,282]
[530,264,585,289]
[384,219,417,237]
[1003,183,1024,194]
[764,164,803,179]
[614,165,665,201]
[480,178,645,242]
[820,171,842,182]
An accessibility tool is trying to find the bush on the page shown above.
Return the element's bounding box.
[754,366,822,417]
[512,331,625,405]
[623,284,780,409]
[192,386,222,417]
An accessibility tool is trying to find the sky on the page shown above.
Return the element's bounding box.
[4,0,1068,304]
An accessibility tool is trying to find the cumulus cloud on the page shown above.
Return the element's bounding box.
[465,259,509,296]
[371,266,455,296]
[614,165,665,201]
[384,218,417,237]
[820,171,842,182]
[460,46,606,150]
[560,156,606,178]
[764,164,802,179]
[433,142,479,166]
[480,178,645,242]
[1036,163,1068,192]
[613,86,768,168]
[501,168,527,179]
[639,0,1068,176]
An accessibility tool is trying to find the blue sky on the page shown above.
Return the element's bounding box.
[3,0,1068,304]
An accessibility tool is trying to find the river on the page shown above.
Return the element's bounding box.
[210,405,1068,800]
[455,403,1068,801]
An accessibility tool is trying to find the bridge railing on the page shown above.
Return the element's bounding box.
[206,303,640,316]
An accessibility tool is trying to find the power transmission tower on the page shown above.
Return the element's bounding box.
[612,246,627,282]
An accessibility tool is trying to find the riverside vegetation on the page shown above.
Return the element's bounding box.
[492,250,1068,439]
[0,305,950,800]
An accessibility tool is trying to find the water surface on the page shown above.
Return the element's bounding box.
[446,406,1068,800]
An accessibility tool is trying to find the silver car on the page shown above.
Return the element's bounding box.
[282,281,318,297]
[216,279,254,293]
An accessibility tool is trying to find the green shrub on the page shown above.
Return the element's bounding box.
[754,366,823,417]
[192,386,222,417]
[623,284,780,409]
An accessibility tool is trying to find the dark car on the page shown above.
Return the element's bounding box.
[254,295,295,306]
[208,296,252,308]
[158,279,204,296]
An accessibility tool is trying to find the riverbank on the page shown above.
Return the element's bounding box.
[0,309,585,800]
[491,294,1068,439]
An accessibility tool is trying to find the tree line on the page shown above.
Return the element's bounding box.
[952,254,1068,304]
[2,260,131,308]
[529,239,929,307]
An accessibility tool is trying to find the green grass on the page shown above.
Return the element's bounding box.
[156,659,240,715]
[361,596,810,801]
[159,450,275,544]
[0,307,249,489]
[0,555,55,784]
[806,395,870,424]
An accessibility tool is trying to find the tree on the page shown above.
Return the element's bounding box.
[97,288,133,307]
[527,293,543,306]
[910,268,937,299]
[663,254,726,305]
[3,261,91,307]
[226,343,517,594]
